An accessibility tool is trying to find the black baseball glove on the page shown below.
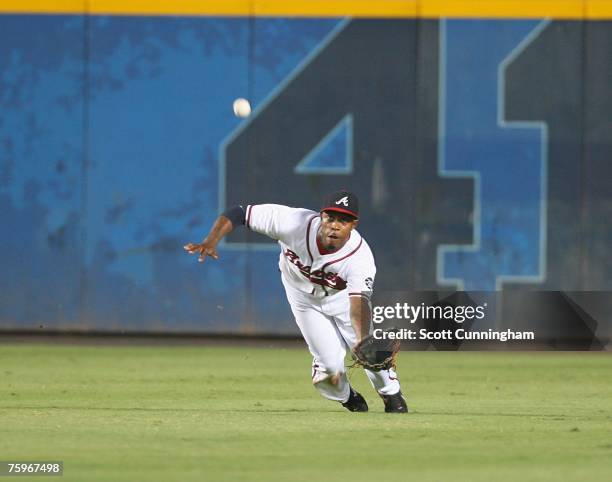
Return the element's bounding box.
[351,330,401,371]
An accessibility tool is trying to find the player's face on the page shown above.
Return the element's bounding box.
[318,211,358,251]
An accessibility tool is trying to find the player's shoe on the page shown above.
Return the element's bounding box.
[341,387,368,412]
[380,390,409,413]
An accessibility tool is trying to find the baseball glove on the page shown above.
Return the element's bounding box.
[351,330,401,371]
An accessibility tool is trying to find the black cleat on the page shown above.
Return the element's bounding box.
[342,387,369,412]
[380,390,409,413]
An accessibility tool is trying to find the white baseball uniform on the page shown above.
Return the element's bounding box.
[246,204,401,403]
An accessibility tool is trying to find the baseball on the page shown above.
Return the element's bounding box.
[232,97,251,118]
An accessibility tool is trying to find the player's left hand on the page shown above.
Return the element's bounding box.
[183,241,219,263]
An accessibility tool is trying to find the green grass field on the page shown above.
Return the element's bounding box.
[1,344,611,481]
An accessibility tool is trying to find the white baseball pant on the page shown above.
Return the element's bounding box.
[283,278,401,403]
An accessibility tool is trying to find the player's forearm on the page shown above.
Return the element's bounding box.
[350,296,372,342]
[203,215,234,246]
[203,205,245,245]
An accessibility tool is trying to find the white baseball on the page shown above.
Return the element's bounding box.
[232,98,251,118]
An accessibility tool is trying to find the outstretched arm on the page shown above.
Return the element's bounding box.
[183,206,245,263]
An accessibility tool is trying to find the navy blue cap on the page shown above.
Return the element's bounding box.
[321,190,359,219]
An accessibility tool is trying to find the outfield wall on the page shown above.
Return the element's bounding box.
[1,2,611,341]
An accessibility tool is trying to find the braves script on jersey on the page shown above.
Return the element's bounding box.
[246,204,376,314]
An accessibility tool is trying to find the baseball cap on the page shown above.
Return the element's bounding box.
[321,190,359,219]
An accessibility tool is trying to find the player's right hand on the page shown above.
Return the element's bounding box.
[183,242,219,263]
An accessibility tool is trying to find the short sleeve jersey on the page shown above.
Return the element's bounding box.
[245,204,376,304]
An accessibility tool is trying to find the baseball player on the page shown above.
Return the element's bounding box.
[184,190,408,413]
